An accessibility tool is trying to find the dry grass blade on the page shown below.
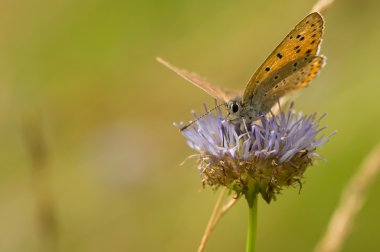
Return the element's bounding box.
[22,111,58,251]
[197,188,227,252]
[311,0,335,13]
[314,143,380,252]
[216,195,239,219]
[197,189,239,252]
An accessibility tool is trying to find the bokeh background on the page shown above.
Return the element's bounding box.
[1,0,380,251]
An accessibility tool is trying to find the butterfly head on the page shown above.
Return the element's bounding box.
[226,97,243,121]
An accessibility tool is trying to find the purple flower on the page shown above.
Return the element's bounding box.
[175,103,335,203]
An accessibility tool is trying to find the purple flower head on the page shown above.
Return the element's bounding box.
[175,102,335,203]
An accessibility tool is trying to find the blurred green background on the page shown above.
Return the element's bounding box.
[1,0,380,251]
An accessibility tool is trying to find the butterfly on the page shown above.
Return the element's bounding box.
[158,12,325,128]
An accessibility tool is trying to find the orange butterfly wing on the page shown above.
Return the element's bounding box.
[243,12,324,103]
[260,56,325,113]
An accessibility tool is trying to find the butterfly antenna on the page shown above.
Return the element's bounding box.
[180,103,227,131]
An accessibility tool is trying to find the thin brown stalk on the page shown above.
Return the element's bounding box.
[197,188,227,252]
[311,0,335,13]
[197,189,239,252]
[206,195,239,244]
[314,143,380,252]
[216,195,239,221]
[22,111,58,251]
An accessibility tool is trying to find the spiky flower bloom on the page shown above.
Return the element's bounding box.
[175,103,335,203]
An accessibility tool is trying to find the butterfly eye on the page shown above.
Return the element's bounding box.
[230,102,239,113]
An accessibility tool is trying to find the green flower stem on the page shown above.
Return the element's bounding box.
[245,190,258,252]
